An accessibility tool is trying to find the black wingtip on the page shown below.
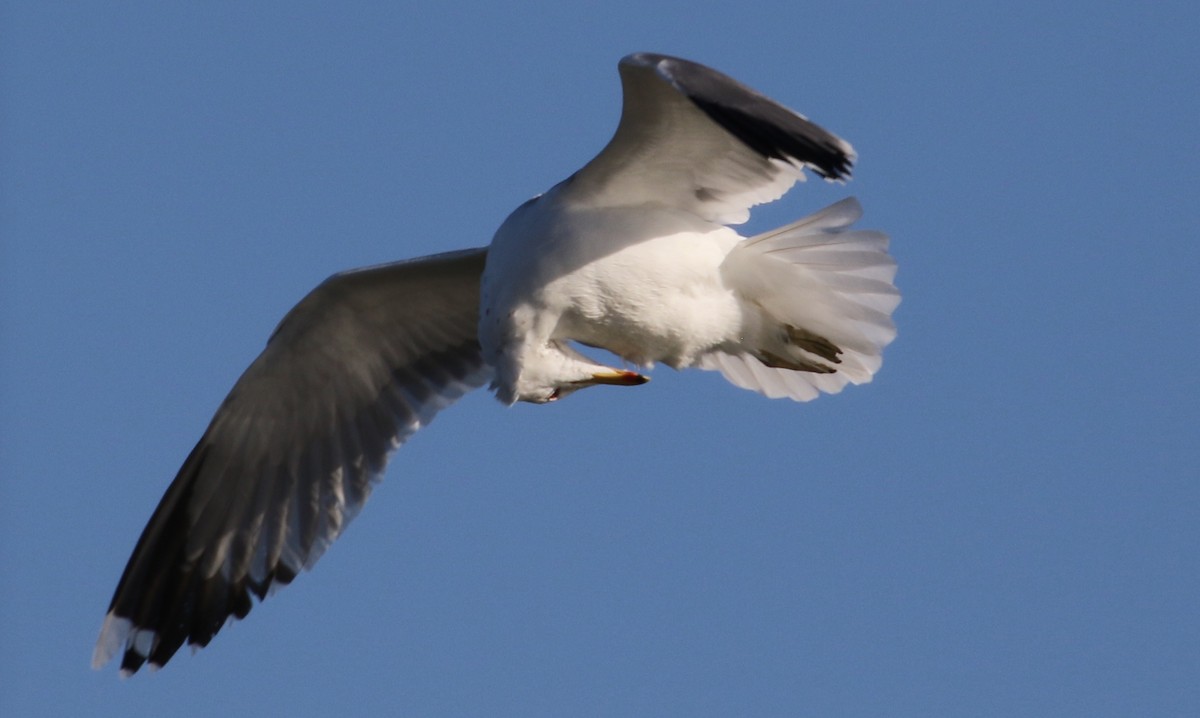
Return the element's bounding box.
[623,52,856,181]
[99,441,263,675]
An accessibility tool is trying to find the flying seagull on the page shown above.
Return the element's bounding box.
[93,52,899,675]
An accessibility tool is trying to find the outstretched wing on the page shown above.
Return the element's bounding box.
[564,52,856,225]
[93,248,490,675]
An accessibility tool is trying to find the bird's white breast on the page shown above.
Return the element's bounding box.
[481,184,746,369]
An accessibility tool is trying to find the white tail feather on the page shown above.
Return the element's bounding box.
[705,198,899,402]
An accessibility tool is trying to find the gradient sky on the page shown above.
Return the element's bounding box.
[2,2,1197,716]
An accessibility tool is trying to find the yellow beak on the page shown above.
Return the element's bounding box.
[585,368,650,386]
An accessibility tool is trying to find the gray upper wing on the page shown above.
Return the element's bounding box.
[564,53,856,224]
[94,247,490,675]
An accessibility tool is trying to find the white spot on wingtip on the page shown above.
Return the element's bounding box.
[92,613,132,670]
[131,627,156,660]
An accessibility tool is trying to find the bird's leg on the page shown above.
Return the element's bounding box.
[754,325,842,374]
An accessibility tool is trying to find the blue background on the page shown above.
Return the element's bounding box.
[2,2,1197,715]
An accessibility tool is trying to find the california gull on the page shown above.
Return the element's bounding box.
[93,52,899,675]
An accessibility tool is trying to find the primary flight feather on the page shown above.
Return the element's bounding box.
[94,52,899,675]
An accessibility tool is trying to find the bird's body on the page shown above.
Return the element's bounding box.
[483,192,743,402]
[94,53,899,675]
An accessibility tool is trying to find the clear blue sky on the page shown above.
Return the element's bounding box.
[2,2,1197,716]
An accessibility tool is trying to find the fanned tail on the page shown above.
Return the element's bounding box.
[705,197,900,401]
